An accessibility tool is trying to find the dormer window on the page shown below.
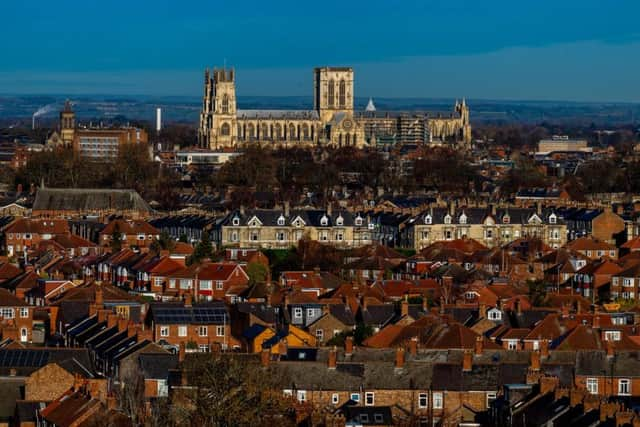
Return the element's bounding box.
[459,213,467,225]
[444,214,451,225]
[503,215,510,224]
[320,215,328,226]
[425,215,432,225]
[368,223,375,230]
[277,215,286,226]
[336,215,344,226]
[355,216,363,226]
[232,216,240,226]
[549,213,557,224]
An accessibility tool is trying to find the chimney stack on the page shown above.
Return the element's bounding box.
[540,339,549,359]
[345,336,354,356]
[95,283,104,308]
[401,295,409,317]
[408,337,418,356]
[261,348,271,367]
[606,339,615,358]
[395,347,405,370]
[474,336,484,356]
[463,350,473,372]
[530,350,541,371]
[593,315,600,329]
[328,346,337,369]
[179,342,186,363]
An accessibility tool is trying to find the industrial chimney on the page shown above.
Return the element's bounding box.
[156,108,162,133]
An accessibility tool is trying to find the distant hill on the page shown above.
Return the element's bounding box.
[1,94,639,127]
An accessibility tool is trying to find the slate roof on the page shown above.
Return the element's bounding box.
[431,362,529,391]
[575,350,640,376]
[33,188,151,213]
[138,353,179,380]
[223,208,369,227]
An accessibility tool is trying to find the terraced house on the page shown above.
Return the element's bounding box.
[404,205,567,250]
[218,205,374,249]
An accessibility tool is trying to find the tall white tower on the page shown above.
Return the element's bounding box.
[156,108,162,133]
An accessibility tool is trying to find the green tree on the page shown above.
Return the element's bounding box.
[150,230,176,255]
[190,232,213,264]
[110,223,123,252]
[246,262,269,286]
[171,354,295,427]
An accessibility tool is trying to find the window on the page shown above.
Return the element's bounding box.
[507,340,518,350]
[297,390,307,403]
[336,216,344,226]
[444,215,451,225]
[445,230,452,240]
[277,215,285,226]
[360,414,369,423]
[20,328,27,342]
[586,378,598,394]
[221,94,229,114]
[433,392,443,409]
[1,308,15,319]
[328,79,335,106]
[316,329,324,341]
[623,278,633,287]
[425,215,432,225]
[169,279,176,289]
[503,215,510,224]
[418,393,428,409]
[374,414,383,423]
[421,231,430,240]
[199,280,212,290]
[137,234,145,241]
[294,307,303,318]
[216,325,225,337]
[198,326,208,337]
[355,216,363,226]
[320,216,328,226]
[178,325,187,337]
[216,281,224,290]
[488,310,502,321]
[485,229,493,239]
[199,344,210,352]
[350,393,360,402]
[232,217,240,226]
[251,231,259,241]
[549,214,557,224]
[277,232,286,241]
[179,279,192,290]
[604,331,621,341]
[619,379,631,395]
[307,308,315,318]
[487,392,497,407]
[459,214,467,224]
[220,122,230,135]
[19,307,28,318]
[160,326,169,337]
[336,232,344,241]
[338,80,346,107]
[332,393,339,404]
[365,392,375,406]
[230,231,238,242]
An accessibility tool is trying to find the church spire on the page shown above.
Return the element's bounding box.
[365,97,376,112]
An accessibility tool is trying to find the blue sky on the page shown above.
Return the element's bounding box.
[1,0,639,101]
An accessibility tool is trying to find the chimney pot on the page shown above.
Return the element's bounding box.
[463,350,473,371]
[328,346,337,369]
[395,347,405,369]
[345,336,354,356]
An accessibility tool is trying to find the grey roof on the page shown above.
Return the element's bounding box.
[0,378,23,421]
[139,353,179,380]
[33,188,152,213]
[237,109,319,120]
[408,207,562,226]
[223,208,368,228]
[575,350,640,377]
[431,363,529,391]
[272,360,434,390]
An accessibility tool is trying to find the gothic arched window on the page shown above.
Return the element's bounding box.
[302,124,309,140]
[289,124,296,140]
[261,123,269,139]
[339,80,346,108]
[328,79,335,107]
[247,123,255,139]
[220,123,230,136]
[275,124,282,139]
[221,94,229,114]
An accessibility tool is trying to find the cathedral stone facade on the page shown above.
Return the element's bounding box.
[198,66,471,149]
